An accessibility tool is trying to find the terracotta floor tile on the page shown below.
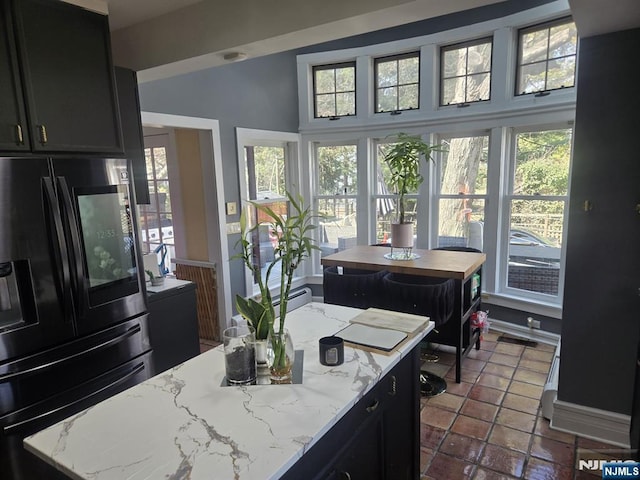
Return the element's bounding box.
[440,432,486,463]
[489,352,520,366]
[533,343,557,352]
[461,398,499,423]
[472,467,518,479]
[483,332,501,342]
[446,380,474,397]
[421,361,451,377]
[502,393,541,415]
[467,349,494,361]
[522,348,554,363]
[446,367,482,384]
[483,363,516,379]
[426,452,475,479]
[523,457,574,480]
[426,392,465,412]
[421,405,458,430]
[451,415,492,441]
[420,423,447,450]
[494,342,525,356]
[420,447,435,474]
[469,385,506,406]
[433,352,457,366]
[576,436,620,451]
[517,359,551,374]
[530,435,576,466]
[479,444,526,477]
[481,340,498,352]
[463,358,488,372]
[534,417,576,444]
[477,373,511,391]
[512,369,547,386]
[487,424,532,454]
[508,380,544,400]
[495,407,537,433]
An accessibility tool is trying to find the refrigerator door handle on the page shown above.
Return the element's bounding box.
[2,361,145,436]
[56,176,88,316]
[0,323,142,382]
[42,177,74,321]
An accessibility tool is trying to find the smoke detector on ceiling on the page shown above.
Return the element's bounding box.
[223,52,248,62]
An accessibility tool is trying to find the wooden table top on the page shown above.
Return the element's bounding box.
[321,245,486,280]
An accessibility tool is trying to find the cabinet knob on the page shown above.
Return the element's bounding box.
[15,124,23,145]
[366,399,379,413]
[37,125,48,145]
[339,472,352,480]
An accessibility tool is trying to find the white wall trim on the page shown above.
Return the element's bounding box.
[552,400,631,448]
[141,112,231,335]
[487,318,560,346]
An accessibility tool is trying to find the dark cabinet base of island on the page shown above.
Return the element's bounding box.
[281,345,421,480]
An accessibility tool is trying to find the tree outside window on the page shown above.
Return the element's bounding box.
[375,52,420,113]
[315,144,358,253]
[506,128,572,296]
[516,18,577,95]
[313,63,356,118]
[441,38,492,106]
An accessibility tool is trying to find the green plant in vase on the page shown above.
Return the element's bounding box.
[234,192,318,383]
[382,133,443,252]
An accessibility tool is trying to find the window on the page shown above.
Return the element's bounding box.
[315,144,358,254]
[503,128,572,298]
[139,134,175,267]
[516,18,577,95]
[236,129,300,294]
[313,62,356,118]
[441,38,492,106]
[436,134,489,249]
[375,52,420,113]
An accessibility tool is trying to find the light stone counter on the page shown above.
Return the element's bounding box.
[24,302,432,480]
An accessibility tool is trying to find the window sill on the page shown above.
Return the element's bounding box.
[481,292,562,319]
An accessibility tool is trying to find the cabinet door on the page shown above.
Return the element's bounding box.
[0,0,29,151]
[13,0,123,154]
[331,414,384,479]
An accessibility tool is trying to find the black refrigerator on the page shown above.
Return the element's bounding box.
[0,156,152,479]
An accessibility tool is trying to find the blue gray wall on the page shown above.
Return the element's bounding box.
[137,0,556,312]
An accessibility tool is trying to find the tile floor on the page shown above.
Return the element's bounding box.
[419,330,621,480]
[198,332,623,480]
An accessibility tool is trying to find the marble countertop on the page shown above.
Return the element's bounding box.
[25,302,432,480]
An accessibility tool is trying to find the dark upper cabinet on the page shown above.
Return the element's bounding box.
[4,0,123,154]
[115,67,150,204]
[0,1,29,151]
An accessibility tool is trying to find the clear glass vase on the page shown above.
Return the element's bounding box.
[266,328,294,384]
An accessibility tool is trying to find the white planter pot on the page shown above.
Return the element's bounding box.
[390,223,414,248]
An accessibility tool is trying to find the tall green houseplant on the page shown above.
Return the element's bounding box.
[382,132,442,225]
[234,192,318,374]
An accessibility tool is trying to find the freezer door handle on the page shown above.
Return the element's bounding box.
[56,176,87,316]
[2,361,146,436]
[42,177,74,321]
[0,323,142,382]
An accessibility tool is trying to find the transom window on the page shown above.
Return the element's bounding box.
[440,37,492,106]
[313,62,356,118]
[374,52,420,113]
[516,18,577,95]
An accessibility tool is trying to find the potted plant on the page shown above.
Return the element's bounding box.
[234,192,318,383]
[382,133,442,251]
[145,269,164,286]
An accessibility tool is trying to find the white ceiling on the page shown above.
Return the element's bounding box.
[105,0,203,30]
[97,0,640,82]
